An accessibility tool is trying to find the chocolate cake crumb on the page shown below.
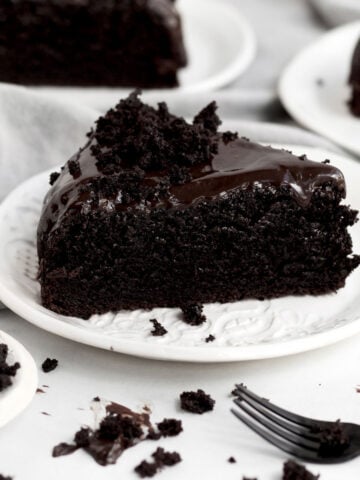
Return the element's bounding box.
[181,304,206,326]
[0,474,13,480]
[93,396,100,402]
[157,418,183,437]
[98,413,143,443]
[228,456,236,463]
[314,420,350,457]
[283,460,319,480]
[135,447,181,478]
[222,131,238,144]
[68,158,82,179]
[74,427,91,448]
[205,334,215,343]
[150,319,167,337]
[42,358,58,373]
[135,460,158,478]
[322,159,330,164]
[0,374,12,391]
[152,447,181,466]
[180,389,215,414]
[243,477,257,480]
[49,171,60,185]
[36,388,46,394]
[0,344,20,392]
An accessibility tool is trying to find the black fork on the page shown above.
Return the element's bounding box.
[231,384,360,464]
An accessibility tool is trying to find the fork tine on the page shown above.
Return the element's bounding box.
[234,398,319,451]
[231,407,318,461]
[237,392,321,442]
[234,384,329,429]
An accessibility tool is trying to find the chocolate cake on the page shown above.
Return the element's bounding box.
[37,92,360,319]
[349,38,360,116]
[0,0,187,88]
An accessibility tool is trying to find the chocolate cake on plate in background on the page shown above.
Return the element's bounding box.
[37,92,360,319]
[349,37,360,116]
[0,0,187,88]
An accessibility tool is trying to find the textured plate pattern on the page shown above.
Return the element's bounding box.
[0,145,360,362]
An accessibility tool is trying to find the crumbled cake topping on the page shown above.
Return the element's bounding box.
[181,304,206,326]
[0,475,12,480]
[283,460,319,480]
[91,91,225,176]
[0,344,20,392]
[180,389,215,414]
[228,456,236,463]
[135,447,182,478]
[42,358,58,373]
[150,319,167,337]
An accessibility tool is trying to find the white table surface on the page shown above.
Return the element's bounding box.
[1,309,360,479]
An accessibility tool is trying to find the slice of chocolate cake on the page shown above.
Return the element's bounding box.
[349,38,360,116]
[37,92,360,319]
[0,0,187,88]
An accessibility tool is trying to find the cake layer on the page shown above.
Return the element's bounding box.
[0,0,187,87]
[37,94,360,318]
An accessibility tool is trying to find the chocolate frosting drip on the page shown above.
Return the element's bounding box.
[38,137,345,238]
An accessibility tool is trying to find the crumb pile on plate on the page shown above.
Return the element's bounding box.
[37,91,359,319]
[0,0,187,88]
[0,343,20,393]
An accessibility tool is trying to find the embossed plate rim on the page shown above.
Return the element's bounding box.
[0,144,359,363]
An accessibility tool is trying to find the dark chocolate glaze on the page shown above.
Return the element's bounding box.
[39,137,345,238]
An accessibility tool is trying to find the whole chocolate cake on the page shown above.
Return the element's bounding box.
[0,0,187,88]
[349,38,360,116]
[37,92,360,319]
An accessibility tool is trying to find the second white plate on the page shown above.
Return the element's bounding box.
[34,0,256,110]
[279,21,360,156]
[0,145,359,363]
[0,330,37,428]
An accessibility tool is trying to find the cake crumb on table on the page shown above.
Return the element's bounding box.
[135,447,181,478]
[180,389,215,414]
[42,358,58,373]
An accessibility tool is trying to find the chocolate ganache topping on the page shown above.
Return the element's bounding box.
[38,93,345,238]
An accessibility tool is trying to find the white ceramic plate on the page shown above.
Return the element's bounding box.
[33,0,256,110]
[309,0,360,27]
[0,145,359,363]
[279,22,360,156]
[0,330,37,427]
